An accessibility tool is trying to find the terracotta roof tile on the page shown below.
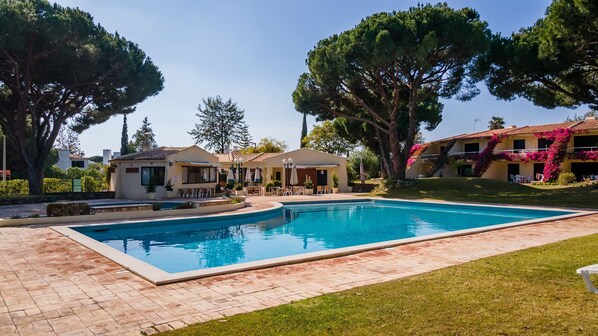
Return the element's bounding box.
[111,147,186,161]
[506,121,578,135]
[572,118,598,131]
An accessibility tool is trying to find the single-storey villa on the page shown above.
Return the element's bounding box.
[110,146,220,199]
[110,146,348,199]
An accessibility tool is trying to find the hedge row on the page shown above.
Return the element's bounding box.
[0,177,107,196]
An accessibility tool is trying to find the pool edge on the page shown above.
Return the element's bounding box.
[53,199,596,285]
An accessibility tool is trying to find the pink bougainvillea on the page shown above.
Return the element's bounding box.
[407,157,417,166]
[570,150,598,161]
[534,128,575,181]
[493,151,549,162]
[408,144,424,156]
[473,133,505,177]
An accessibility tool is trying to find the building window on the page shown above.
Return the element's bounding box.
[182,166,217,184]
[538,138,554,151]
[464,143,479,153]
[71,161,84,168]
[141,167,165,186]
[573,135,598,152]
[125,167,139,173]
[513,139,525,152]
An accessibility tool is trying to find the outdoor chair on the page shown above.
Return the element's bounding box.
[177,188,185,198]
[317,186,324,194]
[577,264,598,293]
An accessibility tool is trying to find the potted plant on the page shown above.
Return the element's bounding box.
[164,178,175,198]
[303,176,314,195]
[234,183,244,196]
[264,181,275,196]
[347,169,355,192]
[145,179,156,199]
[332,172,339,193]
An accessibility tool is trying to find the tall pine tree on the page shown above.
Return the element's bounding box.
[120,115,129,156]
[300,113,308,148]
[236,123,253,149]
[131,116,157,151]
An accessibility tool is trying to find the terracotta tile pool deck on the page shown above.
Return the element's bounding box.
[0,196,597,335]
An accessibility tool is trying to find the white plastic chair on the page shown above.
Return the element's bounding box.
[577,264,598,293]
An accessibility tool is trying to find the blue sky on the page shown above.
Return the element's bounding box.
[53,0,588,156]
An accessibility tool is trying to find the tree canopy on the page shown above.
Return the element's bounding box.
[0,0,164,193]
[130,116,157,152]
[251,137,287,153]
[236,123,253,149]
[482,0,598,110]
[303,120,356,156]
[55,126,84,156]
[189,96,247,153]
[488,116,505,130]
[293,4,489,180]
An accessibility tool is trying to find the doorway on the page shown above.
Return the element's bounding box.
[507,163,520,182]
[316,170,328,187]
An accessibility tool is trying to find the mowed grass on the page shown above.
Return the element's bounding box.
[159,234,598,335]
[371,177,598,209]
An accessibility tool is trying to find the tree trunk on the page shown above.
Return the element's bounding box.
[25,163,43,194]
[387,122,403,180]
[399,89,419,181]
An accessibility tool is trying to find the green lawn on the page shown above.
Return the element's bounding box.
[160,234,598,335]
[371,177,598,209]
[157,177,598,335]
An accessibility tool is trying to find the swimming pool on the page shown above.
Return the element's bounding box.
[56,199,582,284]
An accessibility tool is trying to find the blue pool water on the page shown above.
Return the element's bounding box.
[74,200,572,273]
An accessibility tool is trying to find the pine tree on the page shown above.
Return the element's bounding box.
[300,113,308,148]
[236,123,253,149]
[132,116,158,151]
[120,115,129,156]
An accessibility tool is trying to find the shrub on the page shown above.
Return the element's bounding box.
[272,180,282,187]
[46,202,91,217]
[264,181,275,191]
[175,202,196,210]
[557,172,576,185]
[81,176,104,192]
[42,178,71,193]
[332,173,339,188]
[234,183,243,191]
[231,196,245,204]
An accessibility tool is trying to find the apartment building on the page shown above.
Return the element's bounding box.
[407,116,598,182]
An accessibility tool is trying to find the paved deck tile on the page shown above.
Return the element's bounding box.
[0,196,597,335]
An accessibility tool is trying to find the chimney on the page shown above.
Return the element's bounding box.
[510,125,517,128]
[102,149,112,165]
[142,132,151,151]
[585,116,597,121]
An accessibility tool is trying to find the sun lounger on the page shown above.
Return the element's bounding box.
[577,264,598,293]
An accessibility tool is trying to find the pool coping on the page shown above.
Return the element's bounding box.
[52,198,595,285]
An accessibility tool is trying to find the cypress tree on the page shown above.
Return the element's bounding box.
[120,115,129,155]
[300,113,308,147]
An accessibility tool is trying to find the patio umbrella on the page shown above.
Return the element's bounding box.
[360,159,366,184]
[245,169,252,184]
[227,168,234,182]
[254,168,261,183]
[289,165,298,185]
[235,168,240,182]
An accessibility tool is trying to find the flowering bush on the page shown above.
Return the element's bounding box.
[408,144,424,156]
[473,133,504,177]
[493,151,548,162]
[407,157,417,167]
[570,150,598,161]
[534,128,575,181]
